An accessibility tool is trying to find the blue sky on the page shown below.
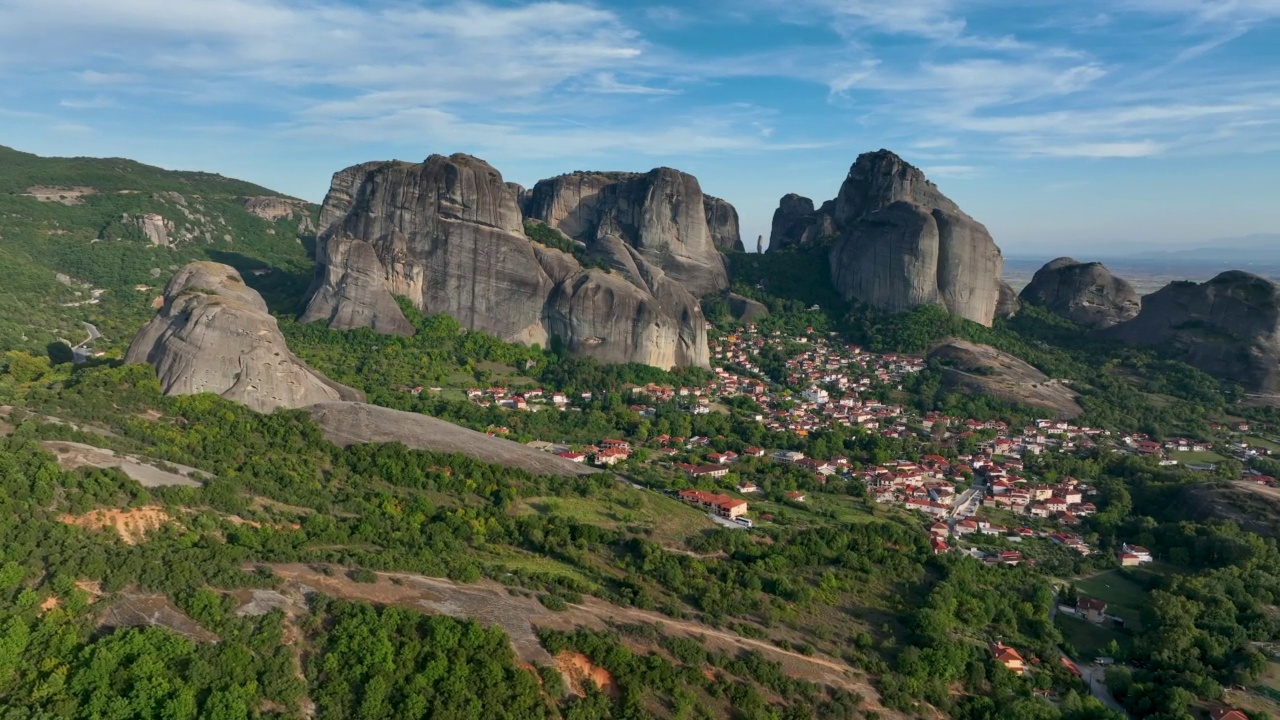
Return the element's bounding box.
[1,0,1277,256]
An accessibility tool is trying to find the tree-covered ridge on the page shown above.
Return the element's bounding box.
[0,145,316,355]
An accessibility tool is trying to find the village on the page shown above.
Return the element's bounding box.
[451,321,1273,570]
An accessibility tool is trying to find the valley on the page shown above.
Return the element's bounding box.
[1,145,1280,720]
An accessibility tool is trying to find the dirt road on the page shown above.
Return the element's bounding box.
[263,563,901,717]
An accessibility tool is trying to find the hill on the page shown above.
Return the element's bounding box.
[0,145,317,354]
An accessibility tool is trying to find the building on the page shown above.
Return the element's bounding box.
[593,448,629,466]
[1210,709,1249,720]
[990,643,1026,676]
[786,491,807,503]
[678,489,748,519]
[556,451,586,463]
[737,481,759,494]
[1078,597,1108,624]
[687,464,730,479]
[1121,543,1153,563]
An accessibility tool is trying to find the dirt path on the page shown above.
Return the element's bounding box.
[261,563,901,717]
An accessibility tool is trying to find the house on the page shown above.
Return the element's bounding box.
[601,438,632,451]
[773,450,805,463]
[1122,543,1153,563]
[556,451,586,463]
[678,489,748,519]
[1118,552,1142,567]
[786,491,807,503]
[1210,709,1249,720]
[990,643,1026,676]
[1078,596,1108,624]
[930,522,950,538]
[742,446,765,457]
[930,537,949,554]
[593,448,630,466]
[737,481,759,494]
[905,498,949,517]
[997,550,1023,566]
[688,464,730,479]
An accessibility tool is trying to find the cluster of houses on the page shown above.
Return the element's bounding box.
[463,386,574,411]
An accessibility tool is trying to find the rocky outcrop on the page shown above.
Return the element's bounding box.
[307,402,598,477]
[1019,257,1140,328]
[240,196,316,234]
[929,339,1082,419]
[301,234,415,336]
[133,213,174,247]
[727,293,769,322]
[768,150,1004,326]
[1108,271,1280,394]
[704,195,744,252]
[997,280,1021,319]
[127,262,362,413]
[768,194,836,252]
[302,154,710,368]
[525,168,730,297]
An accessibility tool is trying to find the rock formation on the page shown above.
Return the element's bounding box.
[1108,271,1280,394]
[307,402,598,477]
[127,262,362,413]
[727,293,769,322]
[704,194,744,252]
[132,213,174,247]
[240,196,317,234]
[302,154,714,369]
[1019,257,1140,328]
[768,194,836,252]
[768,150,1005,326]
[929,339,1082,419]
[996,280,1021,319]
[524,168,730,297]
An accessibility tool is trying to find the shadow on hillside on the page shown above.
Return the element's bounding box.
[203,249,314,316]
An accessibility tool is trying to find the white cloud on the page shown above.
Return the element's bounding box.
[1025,140,1166,158]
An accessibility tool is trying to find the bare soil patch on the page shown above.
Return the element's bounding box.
[24,185,97,205]
[59,506,175,544]
[555,651,618,698]
[41,440,204,488]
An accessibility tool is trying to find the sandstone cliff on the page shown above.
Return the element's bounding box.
[997,280,1021,319]
[930,339,1082,419]
[768,150,1004,326]
[1108,271,1280,394]
[302,155,711,368]
[524,168,730,297]
[1019,257,1140,328]
[704,194,744,252]
[127,262,363,413]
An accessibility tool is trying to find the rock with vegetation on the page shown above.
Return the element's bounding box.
[703,194,744,252]
[303,154,710,368]
[1108,270,1280,394]
[127,262,362,412]
[768,150,1005,326]
[929,339,1082,419]
[1019,257,1140,328]
[727,293,769,322]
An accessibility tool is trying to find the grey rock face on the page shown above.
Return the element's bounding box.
[727,293,769,322]
[300,234,415,336]
[127,262,363,413]
[769,150,1004,326]
[768,194,837,252]
[704,194,744,252]
[1019,257,1140,329]
[303,154,710,368]
[1108,271,1280,394]
[997,280,1021,319]
[930,339,1082,419]
[526,168,730,297]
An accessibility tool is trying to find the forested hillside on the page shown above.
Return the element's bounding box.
[0,145,316,353]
